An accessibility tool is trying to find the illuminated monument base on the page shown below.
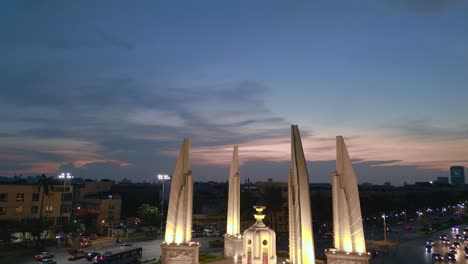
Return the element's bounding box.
[325,249,370,264]
[161,243,200,264]
[224,234,243,259]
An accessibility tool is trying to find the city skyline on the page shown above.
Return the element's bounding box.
[0,1,467,185]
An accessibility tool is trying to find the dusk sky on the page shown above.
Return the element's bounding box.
[1,0,467,185]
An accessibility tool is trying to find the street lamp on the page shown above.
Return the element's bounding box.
[58,172,73,247]
[158,174,170,235]
[382,213,387,244]
[416,211,423,226]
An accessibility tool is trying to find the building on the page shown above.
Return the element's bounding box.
[75,180,122,235]
[436,177,449,184]
[450,166,465,185]
[0,183,73,225]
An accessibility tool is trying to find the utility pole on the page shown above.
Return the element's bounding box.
[382,213,387,244]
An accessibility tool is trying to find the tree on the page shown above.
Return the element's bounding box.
[38,174,54,219]
[260,187,286,231]
[137,204,161,236]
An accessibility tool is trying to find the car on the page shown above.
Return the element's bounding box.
[463,228,468,235]
[35,252,54,260]
[403,225,412,231]
[120,243,133,247]
[449,250,457,255]
[36,260,57,264]
[80,239,91,247]
[89,233,98,240]
[426,240,434,245]
[453,242,460,248]
[431,253,443,261]
[68,251,88,260]
[455,234,462,240]
[87,252,100,261]
[425,245,433,252]
[443,239,451,245]
[452,226,459,232]
[449,246,457,252]
[440,234,448,240]
[446,252,456,261]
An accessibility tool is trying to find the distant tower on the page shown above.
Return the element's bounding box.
[161,138,199,264]
[224,145,243,259]
[450,166,465,185]
[288,125,315,264]
[241,206,277,264]
[326,136,369,264]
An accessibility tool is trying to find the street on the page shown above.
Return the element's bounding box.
[3,236,224,264]
[370,224,468,264]
[4,224,467,264]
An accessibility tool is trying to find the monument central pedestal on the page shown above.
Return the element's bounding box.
[223,234,243,258]
[161,242,200,264]
[325,250,370,264]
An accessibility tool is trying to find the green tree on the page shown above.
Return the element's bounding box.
[137,204,161,236]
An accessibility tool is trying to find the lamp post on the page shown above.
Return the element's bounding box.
[382,213,387,244]
[58,172,73,247]
[157,174,170,235]
[417,211,423,230]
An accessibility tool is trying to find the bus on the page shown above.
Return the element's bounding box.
[96,247,142,264]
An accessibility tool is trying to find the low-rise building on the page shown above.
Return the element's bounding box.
[0,183,73,225]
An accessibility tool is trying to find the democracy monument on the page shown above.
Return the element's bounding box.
[160,126,369,264]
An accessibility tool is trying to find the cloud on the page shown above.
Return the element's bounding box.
[386,119,468,140]
[0,68,294,178]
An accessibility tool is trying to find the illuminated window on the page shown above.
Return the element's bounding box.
[16,193,24,201]
[32,193,40,201]
[0,193,7,202]
[16,206,23,214]
[0,207,6,215]
[31,206,39,214]
[46,205,53,213]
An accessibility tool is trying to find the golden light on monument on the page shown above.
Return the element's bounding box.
[326,136,369,264]
[224,145,243,259]
[161,138,200,264]
[288,125,316,264]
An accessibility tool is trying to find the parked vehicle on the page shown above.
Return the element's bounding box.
[35,252,54,261]
[87,252,100,261]
[68,251,88,260]
[203,229,214,237]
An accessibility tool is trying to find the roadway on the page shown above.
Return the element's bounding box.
[4,236,224,264]
[5,225,467,264]
[370,224,468,264]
